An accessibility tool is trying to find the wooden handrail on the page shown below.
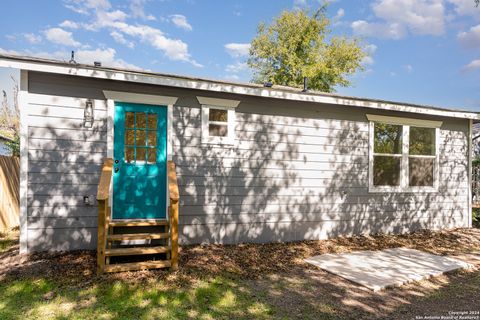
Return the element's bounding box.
[167,160,179,271]
[167,161,179,201]
[97,158,113,200]
[97,158,113,274]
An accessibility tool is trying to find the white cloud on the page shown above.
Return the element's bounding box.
[61,1,201,66]
[447,0,479,17]
[458,24,480,49]
[224,43,251,58]
[361,44,377,65]
[352,0,445,39]
[404,64,413,73]
[109,22,202,66]
[334,8,345,20]
[64,0,111,14]
[225,62,248,73]
[44,28,81,47]
[24,33,42,44]
[170,14,193,31]
[130,0,156,20]
[352,20,406,39]
[59,20,80,29]
[110,31,134,48]
[463,59,480,71]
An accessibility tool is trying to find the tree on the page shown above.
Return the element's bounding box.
[0,76,20,156]
[476,0,479,7]
[247,5,365,92]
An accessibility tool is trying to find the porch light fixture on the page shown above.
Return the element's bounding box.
[84,99,94,128]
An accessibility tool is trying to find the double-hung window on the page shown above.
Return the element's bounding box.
[367,114,441,192]
[197,96,240,145]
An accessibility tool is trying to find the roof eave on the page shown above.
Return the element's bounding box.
[0,54,478,120]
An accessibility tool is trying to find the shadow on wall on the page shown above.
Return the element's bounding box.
[0,156,20,230]
[172,97,469,245]
[25,95,108,251]
[24,70,470,250]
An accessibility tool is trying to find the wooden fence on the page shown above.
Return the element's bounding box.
[0,156,19,230]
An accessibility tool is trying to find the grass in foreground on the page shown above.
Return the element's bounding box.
[0,276,274,320]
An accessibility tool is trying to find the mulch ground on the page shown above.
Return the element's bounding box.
[1,228,480,283]
[1,228,480,319]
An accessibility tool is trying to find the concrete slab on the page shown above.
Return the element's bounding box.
[305,247,473,291]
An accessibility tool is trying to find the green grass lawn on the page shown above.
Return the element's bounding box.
[0,276,274,320]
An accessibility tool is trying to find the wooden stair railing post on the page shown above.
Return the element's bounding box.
[96,158,113,275]
[167,161,180,271]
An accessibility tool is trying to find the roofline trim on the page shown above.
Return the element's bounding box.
[1,56,478,120]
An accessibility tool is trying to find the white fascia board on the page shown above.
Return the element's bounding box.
[103,91,178,106]
[2,58,479,120]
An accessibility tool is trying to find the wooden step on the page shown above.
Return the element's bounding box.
[109,219,169,227]
[105,245,171,257]
[107,232,170,241]
[104,260,171,273]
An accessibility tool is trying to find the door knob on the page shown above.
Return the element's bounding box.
[114,167,119,173]
[115,159,119,164]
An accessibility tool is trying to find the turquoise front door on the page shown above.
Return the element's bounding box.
[113,102,167,219]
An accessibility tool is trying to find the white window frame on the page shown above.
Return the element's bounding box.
[197,96,240,145]
[367,114,442,193]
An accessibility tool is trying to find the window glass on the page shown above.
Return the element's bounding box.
[209,109,228,122]
[136,148,146,162]
[147,148,156,164]
[125,130,135,146]
[148,132,156,146]
[209,124,228,137]
[409,158,434,186]
[374,123,402,154]
[136,113,146,128]
[373,156,401,186]
[147,114,157,130]
[136,130,146,146]
[125,112,135,128]
[125,147,134,163]
[409,127,435,155]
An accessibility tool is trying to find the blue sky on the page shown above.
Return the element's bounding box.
[0,0,480,110]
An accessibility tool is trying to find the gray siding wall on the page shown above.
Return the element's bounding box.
[26,71,470,251]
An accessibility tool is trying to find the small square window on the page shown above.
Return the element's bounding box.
[201,105,236,145]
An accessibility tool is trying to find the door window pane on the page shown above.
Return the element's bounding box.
[209,109,228,122]
[136,148,146,161]
[373,156,401,186]
[125,130,135,146]
[136,130,146,146]
[148,132,156,146]
[209,124,228,137]
[136,113,146,128]
[125,112,135,128]
[409,127,435,155]
[125,147,134,163]
[409,158,434,186]
[147,148,156,163]
[147,114,157,130]
[374,123,402,154]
